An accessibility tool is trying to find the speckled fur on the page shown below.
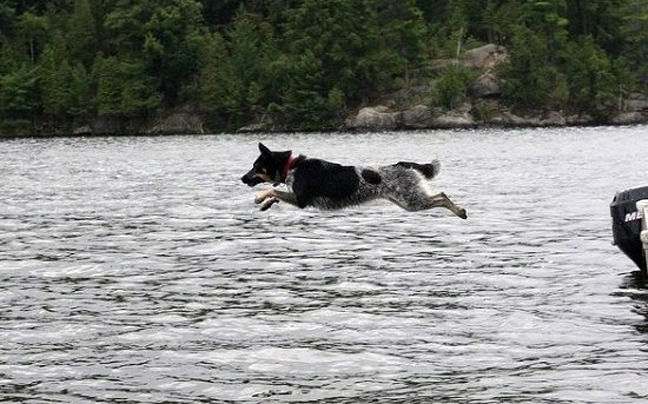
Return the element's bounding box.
[241,143,467,219]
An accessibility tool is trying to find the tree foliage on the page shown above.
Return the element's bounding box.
[0,0,646,131]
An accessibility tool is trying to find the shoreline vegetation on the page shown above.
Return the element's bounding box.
[1,1,647,137]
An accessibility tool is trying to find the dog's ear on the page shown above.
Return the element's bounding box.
[258,142,272,156]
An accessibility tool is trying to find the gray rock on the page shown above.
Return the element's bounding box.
[488,112,530,126]
[147,112,205,135]
[565,114,594,125]
[611,112,647,125]
[238,123,269,133]
[540,111,567,126]
[347,106,400,130]
[73,125,92,135]
[433,111,474,128]
[471,72,502,97]
[401,105,434,129]
[625,93,648,112]
[91,117,125,134]
[454,100,473,114]
[464,44,509,70]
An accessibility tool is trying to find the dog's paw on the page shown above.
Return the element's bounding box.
[254,189,274,204]
[260,197,279,211]
[457,208,468,220]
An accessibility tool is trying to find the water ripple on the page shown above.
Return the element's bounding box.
[2,128,648,403]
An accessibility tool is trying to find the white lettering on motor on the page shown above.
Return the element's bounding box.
[625,210,644,222]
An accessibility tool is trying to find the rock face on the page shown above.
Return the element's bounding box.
[401,105,434,129]
[612,112,646,125]
[82,111,205,135]
[91,117,127,135]
[344,103,645,130]
[346,106,400,131]
[471,72,502,97]
[147,112,204,135]
[73,125,92,135]
[625,93,648,113]
[433,111,475,128]
[540,111,567,126]
[488,111,528,126]
[346,44,648,131]
[464,44,509,70]
[345,104,476,131]
[238,122,269,133]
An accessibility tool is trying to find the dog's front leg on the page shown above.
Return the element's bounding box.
[272,190,300,207]
[260,196,279,211]
[255,189,276,205]
[254,189,300,210]
[255,189,278,211]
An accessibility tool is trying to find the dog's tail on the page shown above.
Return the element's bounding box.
[425,159,441,179]
[394,160,441,179]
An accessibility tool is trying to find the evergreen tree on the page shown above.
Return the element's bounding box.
[66,62,92,117]
[17,12,49,64]
[501,25,559,109]
[39,45,69,116]
[622,0,648,91]
[266,50,343,129]
[0,2,18,38]
[0,64,40,122]
[68,0,97,66]
[199,12,274,125]
[93,55,122,117]
[0,0,647,132]
[563,36,620,115]
[198,32,228,111]
[94,55,161,117]
[103,0,205,104]
[0,39,19,74]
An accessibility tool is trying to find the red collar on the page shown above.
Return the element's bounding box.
[281,154,299,182]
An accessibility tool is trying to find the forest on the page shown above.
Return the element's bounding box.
[0,0,647,134]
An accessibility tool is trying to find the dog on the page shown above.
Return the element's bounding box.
[241,143,467,219]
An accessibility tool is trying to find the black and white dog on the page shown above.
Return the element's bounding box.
[241,143,467,219]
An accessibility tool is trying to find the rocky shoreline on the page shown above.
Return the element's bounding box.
[2,43,647,137]
[341,100,648,132]
[10,106,644,138]
[10,98,645,138]
[333,44,648,132]
[246,43,648,133]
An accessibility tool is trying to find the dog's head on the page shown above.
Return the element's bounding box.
[241,143,292,187]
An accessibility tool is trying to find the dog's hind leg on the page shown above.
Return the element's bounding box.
[391,192,467,219]
[427,192,467,219]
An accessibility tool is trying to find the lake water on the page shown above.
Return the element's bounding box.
[1,126,648,403]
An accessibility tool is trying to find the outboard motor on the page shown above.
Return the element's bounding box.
[610,185,648,273]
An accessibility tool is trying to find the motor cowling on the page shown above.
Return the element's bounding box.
[610,185,648,272]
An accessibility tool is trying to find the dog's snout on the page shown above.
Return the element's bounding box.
[241,170,263,187]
